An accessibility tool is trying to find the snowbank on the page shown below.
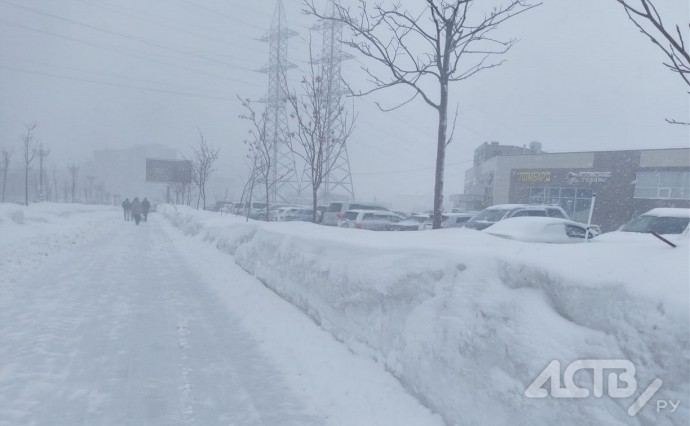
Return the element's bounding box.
[0,203,117,285]
[161,205,689,426]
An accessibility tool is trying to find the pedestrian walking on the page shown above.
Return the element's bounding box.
[141,197,151,222]
[130,197,142,225]
[122,198,130,221]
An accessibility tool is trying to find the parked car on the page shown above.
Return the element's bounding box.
[420,212,476,230]
[292,208,315,222]
[462,204,569,230]
[315,206,328,223]
[338,210,405,231]
[232,202,268,216]
[322,202,389,226]
[270,206,304,221]
[596,208,690,243]
[618,208,690,234]
[390,214,430,231]
[484,217,595,243]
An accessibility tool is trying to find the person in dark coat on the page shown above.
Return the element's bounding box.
[130,197,142,225]
[121,198,130,221]
[141,198,151,222]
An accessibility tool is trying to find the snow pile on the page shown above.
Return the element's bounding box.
[161,205,689,426]
[0,203,116,284]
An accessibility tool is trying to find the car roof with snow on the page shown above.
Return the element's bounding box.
[484,216,585,232]
[484,204,548,210]
[344,209,395,215]
[642,208,690,218]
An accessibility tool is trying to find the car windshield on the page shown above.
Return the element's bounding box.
[471,209,508,222]
[621,215,690,234]
[343,211,358,220]
[327,203,343,212]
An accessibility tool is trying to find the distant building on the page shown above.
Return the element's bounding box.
[454,142,690,232]
[86,144,179,202]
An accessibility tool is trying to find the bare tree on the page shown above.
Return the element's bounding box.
[67,164,79,203]
[305,0,539,228]
[189,129,220,210]
[614,0,689,125]
[1,146,12,203]
[239,96,289,221]
[95,183,105,205]
[51,165,58,203]
[20,123,39,206]
[86,175,96,204]
[284,37,357,222]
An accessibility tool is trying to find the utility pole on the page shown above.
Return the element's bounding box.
[37,143,50,201]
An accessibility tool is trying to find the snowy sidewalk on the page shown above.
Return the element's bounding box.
[0,213,442,426]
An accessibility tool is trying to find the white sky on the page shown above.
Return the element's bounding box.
[0,0,688,203]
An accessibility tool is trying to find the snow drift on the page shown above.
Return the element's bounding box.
[160,205,689,426]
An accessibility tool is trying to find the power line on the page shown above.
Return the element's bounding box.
[0,0,256,72]
[352,160,473,176]
[170,0,265,31]
[0,53,238,97]
[73,0,257,50]
[0,65,237,101]
[224,0,274,18]
[0,19,264,89]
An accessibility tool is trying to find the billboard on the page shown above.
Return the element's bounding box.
[146,159,192,183]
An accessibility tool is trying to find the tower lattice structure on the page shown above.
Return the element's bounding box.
[316,0,355,204]
[258,0,301,203]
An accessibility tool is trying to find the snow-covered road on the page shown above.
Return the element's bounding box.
[0,210,442,426]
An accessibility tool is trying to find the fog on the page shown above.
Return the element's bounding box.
[0,0,687,205]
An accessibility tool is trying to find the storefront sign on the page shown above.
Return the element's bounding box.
[515,171,551,182]
[567,171,612,184]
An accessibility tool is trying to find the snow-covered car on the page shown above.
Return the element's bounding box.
[270,206,304,221]
[596,208,690,243]
[338,210,405,231]
[619,208,690,234]
[420,212,475,230]
[322,202,389,226]
[389,214,430,231]
[462,204,569,231]
[291,208,315,222]
[483,217,594,243]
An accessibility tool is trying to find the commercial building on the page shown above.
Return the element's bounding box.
[457,142,690,232]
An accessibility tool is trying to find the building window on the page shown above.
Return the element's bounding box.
[634,171,690,200]
[529,187,593,222]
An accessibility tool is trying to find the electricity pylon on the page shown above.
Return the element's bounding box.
[257,0,302,203]
[314,0,355,204]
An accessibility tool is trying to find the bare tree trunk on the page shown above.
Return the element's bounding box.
[312,187,318,223]
[246,174,255,222]
[24,167,29,206]
[52,168,58,203]
[433,81,449,229]
[1,167,7,203]
[265,181,270,221]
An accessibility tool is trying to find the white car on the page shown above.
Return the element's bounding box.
[421,212,475,230]
[462,204,569,231]
[596,208,690,243]
[270,206,304,222]
[483,217,594,243]
[390,214,430,231]
[338,210,405,231]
